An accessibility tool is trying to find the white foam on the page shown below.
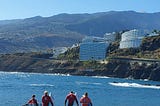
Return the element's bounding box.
[109,82,160,89]
[76,81,102,85]
[0,71,25,74]
[0,71,31,78]
[52,73,71,76]
[92,76,110,79]
[29,84,54,87]
[0,71,71,77]
[28,72,71,77]
[144,79,149,81]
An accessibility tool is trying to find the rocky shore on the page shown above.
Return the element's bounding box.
[0,53,160,81]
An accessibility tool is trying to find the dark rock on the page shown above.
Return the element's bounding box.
[149,66,160,81]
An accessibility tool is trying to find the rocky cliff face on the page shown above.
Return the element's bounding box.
[102,61,160,81]
[141,35,160,51]
[0,53,160,81]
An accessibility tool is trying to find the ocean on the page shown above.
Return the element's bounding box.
[0,71,160,106]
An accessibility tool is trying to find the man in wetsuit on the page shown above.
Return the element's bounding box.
[42,91,54,106]
[80,92,92,106]
[65,91,79,106]
[28,94,38,106]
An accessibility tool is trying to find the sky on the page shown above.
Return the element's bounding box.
[0,0,160,20]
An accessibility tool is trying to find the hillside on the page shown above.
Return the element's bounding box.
[107,34,160,59]
[0,34,160,81]
[66,11,160,36]
[1,11,160,53]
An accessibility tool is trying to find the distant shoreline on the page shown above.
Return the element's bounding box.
[0,53,160,81]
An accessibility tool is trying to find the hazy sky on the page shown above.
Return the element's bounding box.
[0,0,160,20]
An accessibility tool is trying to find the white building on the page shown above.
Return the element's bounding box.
[104,32,116,43]
[119,29,147,48]
[148,32,159,37]
[52,47,68,58]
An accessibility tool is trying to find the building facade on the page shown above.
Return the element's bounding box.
[119,29,147,48]
[80,36,109,61]
[104,32,116,43]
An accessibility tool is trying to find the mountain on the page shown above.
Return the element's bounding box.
[1,11,160,53]
[66,11,160,36]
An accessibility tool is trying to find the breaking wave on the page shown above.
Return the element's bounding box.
[29,84,54,87]
[92,76,110,79]
[76,81,102,85]
[109,82,160,89]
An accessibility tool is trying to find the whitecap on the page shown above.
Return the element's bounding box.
[0,71,31,78]
[53,73,71,76]
[92,76,110,79]
[29,84,54,87]
[32,72,71,77]
[76,81,102,85]
[0,71,71,77]
[109,82,160,89]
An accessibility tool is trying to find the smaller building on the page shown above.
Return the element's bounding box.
[52,47,68,58]
[148,32,159,37]
[104,32,116,43]
[119,29,147,49]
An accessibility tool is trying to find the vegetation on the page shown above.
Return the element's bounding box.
[57,46,80,60]
[107,32,160,59]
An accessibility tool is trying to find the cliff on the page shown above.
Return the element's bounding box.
[0,53,160,81]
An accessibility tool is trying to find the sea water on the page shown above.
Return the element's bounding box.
[0,71,160,106]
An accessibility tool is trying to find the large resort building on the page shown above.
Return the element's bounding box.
[79,32,116,61]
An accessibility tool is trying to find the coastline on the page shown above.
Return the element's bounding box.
[1,53,160,81]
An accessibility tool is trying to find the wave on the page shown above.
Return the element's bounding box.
[76,81,102,85]
[0,71,31,78]
[92,76,110,79]
[29,84,54,87]
[0,71,25,74]
[52,73,71,76]
[27,72,71,77]
[109,82,160,89]
[0,71,71,76]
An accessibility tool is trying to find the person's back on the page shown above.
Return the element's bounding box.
[28,95,38,106]
[80,92,92,106]
[65,91,79,106]
[42,91,54,106]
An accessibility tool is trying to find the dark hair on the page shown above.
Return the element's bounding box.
[32,95,36,97]
[84,92,88,96]
[70,91,74,93]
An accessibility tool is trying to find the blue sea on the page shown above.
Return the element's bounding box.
[0,71,160,106]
